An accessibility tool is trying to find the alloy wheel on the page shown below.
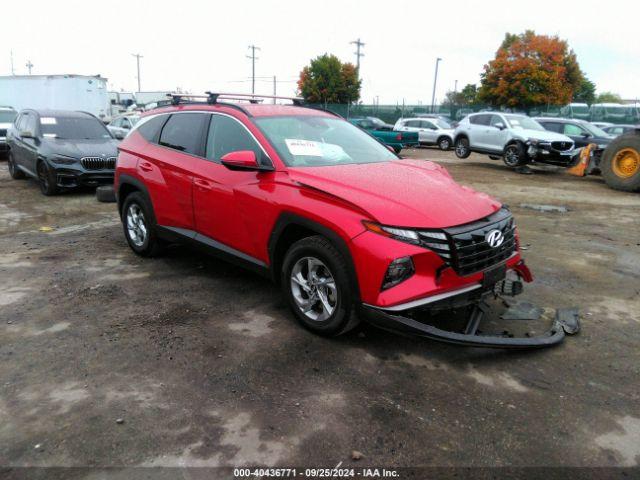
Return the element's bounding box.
[290,256,338,322]
[455,141,468,156]
[504,146,520,166]
[126,204,148,247]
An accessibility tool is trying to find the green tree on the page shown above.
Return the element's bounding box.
[297,54,361,104]
[573,77,596,104]
[478,31,583,108]
[443,84,478,106]
[596,91,623,103]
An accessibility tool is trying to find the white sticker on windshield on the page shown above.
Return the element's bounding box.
[41,117,57,125]
[285,139,322,157]
[43,133,57,138]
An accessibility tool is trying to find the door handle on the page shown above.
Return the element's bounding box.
[194,178,213,190]
[139,161,153,172]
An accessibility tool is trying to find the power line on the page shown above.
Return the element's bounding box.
[246,45,261,94]
[131,53,143,92]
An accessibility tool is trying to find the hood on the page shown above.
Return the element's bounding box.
[518,128,573,143]
[288,160,502,228]
[44,138,119,158]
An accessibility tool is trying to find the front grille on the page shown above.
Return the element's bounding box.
[418,209,517,276]
[81,156,116,170]
[551,141,573,151]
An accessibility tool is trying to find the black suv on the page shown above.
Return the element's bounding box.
[535,117,614,162]
[7,109,118,195]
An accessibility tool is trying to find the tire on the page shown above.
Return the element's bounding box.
[600,132,640,192]
[503,142,528,168]
[96,185,116,203]
[7,152,26,179]
[37,160,59,196]
[121,192,164,257]
[454,137,471,158]
[437,137,452,151]
[281,235,359,336]
[393,146,402,154]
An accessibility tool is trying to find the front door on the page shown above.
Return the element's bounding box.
[192,113,272,261]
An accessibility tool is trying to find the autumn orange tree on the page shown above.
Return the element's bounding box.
[298,54,361,104]
[478,31,584,108]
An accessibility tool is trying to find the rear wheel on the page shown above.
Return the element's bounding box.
[454,137,471,158]
[503,143,528,168]
[437,137,452,151]
[37,161,59,195]
[282,236,359,336]
[121,192,164,256]
[600,133,640,192]
[8,152,26,179]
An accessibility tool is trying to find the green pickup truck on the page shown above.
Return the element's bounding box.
[349,117,419,154]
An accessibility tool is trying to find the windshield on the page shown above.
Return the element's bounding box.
[254,115,398,167]
[434,119,452,129]
[582,123,609,137]
[40,116,112,140]
[505,115,545,131]
[572,106,590,114]
[0,111,17,123]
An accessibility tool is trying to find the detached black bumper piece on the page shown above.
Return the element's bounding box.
[362,301,580,349]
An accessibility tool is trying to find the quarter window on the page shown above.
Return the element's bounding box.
[158,113,207,155]
[205,114,267,165]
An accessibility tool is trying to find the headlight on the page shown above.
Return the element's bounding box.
[527,138,541,146]
[50,155,78,165]
[362,221,420,245]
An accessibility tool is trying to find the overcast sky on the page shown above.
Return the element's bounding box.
[2,0,638,104]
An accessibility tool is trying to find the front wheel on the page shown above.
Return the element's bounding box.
[600,134,640,192]
[454,137,471,158]
[8,152,26,179]
[503,143,528,168]
[281,236,359,336]
[37,161,59,195]
[438,137,452,151]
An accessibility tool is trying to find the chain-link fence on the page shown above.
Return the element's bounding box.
[307,103,640,125]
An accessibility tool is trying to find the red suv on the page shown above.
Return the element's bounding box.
[114,93,574,348]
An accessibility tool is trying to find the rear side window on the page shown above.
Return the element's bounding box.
[404,120,420,128]
[469,114,490,126]
[205,114,267,165]
[137,115,168,142]
[541,122,563,133]
[158,113,207,155]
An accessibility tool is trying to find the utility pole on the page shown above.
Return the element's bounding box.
[350,38,365,79]
[25,60,33,75]
[10,50,15,75]
[431,57,442,113]
[247,45,260,94]
[454,79,458,93]
[273,76,277,104]
[131,53,143,92]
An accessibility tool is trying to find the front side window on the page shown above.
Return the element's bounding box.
[254,115,397,167]
[158,113,207,155]
[564,124,587,136]
[489,115,504,128]
[421,120,437,129]
[0,111,17,123]
[40,115,112,139]
[205,114,266,165]
[24,114,37,134]
[541,122,563,133]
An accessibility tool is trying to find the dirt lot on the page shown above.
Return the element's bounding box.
[1,149,639,477]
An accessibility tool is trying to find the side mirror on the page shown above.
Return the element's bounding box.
[114,131,125,140]
[494,122,505,130]
[122,124,131,130]
[582,132,591,138]
[20,130,35,139]
[221,150,272,171]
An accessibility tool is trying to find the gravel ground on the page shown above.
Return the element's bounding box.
[1,149,639,478]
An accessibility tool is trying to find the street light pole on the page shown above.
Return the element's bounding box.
[431,57,442,113]
[247,45,261,95]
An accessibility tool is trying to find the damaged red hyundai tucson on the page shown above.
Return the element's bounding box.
[114,93,579,348]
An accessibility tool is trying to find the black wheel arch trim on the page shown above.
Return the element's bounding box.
[117,174,154,219]
[267,212,361,301]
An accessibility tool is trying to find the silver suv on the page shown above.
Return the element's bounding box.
[453,113,577,168]
[394,117,454,150]
[0,106,18,158]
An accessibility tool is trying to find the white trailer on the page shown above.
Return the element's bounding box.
[0,74,110,122]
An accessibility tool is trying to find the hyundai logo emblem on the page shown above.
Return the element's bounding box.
[485,229,504,248]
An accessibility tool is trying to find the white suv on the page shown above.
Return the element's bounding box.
[394,117,454,150]
[453,112,577,168]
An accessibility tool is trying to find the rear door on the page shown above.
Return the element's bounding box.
[138,112,208,230]
[420,120,439,144]
[484,114,510,151]
[192,113,272,260]
[398,120,423,142]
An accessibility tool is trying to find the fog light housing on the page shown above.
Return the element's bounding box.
[382,256,415,290]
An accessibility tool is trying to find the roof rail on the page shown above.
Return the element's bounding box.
[166,92,304,106]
